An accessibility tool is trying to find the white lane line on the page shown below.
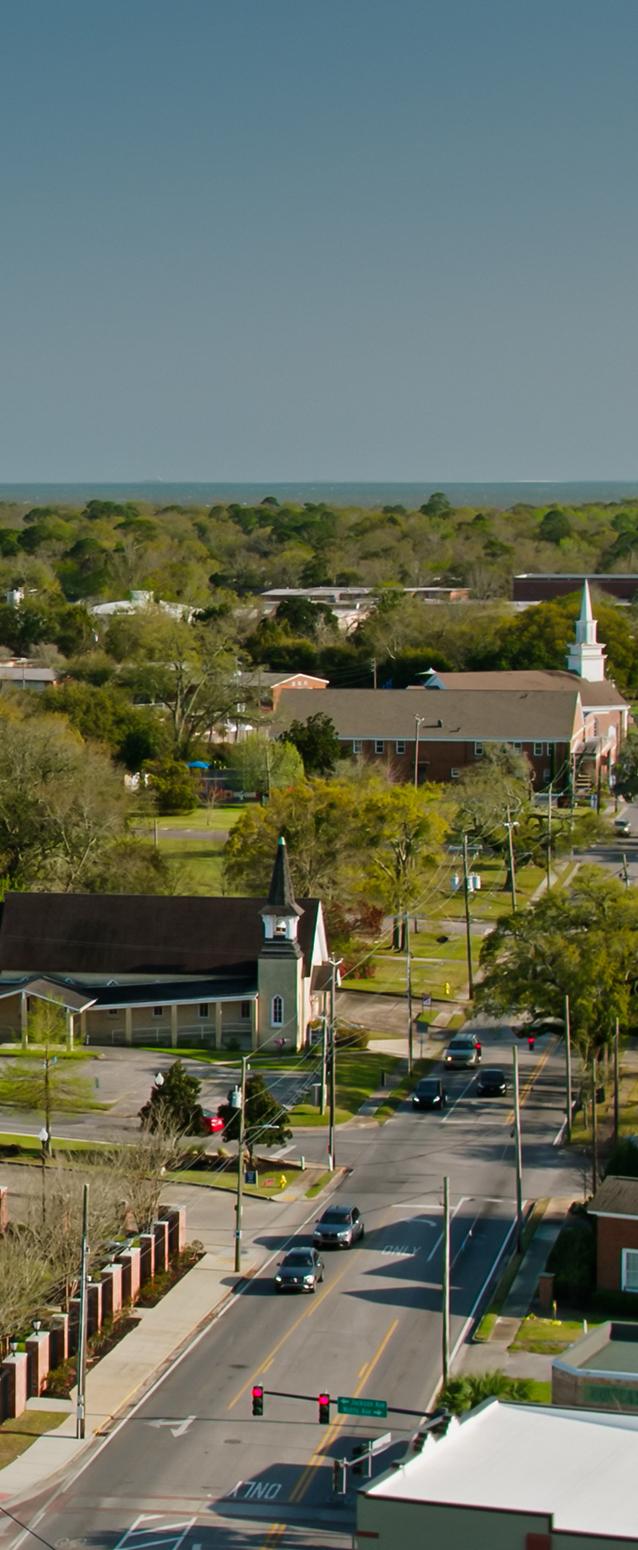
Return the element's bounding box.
[426,1195,468,1262]
[441,1074,477,1122]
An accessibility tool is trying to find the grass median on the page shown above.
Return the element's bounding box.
[0,1410,68,1468]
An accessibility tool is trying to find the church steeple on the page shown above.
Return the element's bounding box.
[260,836,302,956]
[566,581,606,682]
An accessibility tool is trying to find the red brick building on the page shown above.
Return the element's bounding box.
[589,1176,638,1296]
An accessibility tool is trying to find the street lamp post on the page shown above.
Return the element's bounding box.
[234,1058,249,1275]
[414,717,426,789]
[38,1126,49,1226]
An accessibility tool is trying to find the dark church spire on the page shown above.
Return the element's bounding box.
[266,836,302,917]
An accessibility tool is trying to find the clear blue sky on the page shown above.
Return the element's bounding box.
[1,0,637,481]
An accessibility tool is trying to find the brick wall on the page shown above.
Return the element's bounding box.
[597,1216,638,1293]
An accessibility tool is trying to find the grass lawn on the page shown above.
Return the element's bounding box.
[0,1409,67,1468]
[287,1050,402,1126]
[511,1314,598,1354]
[474,1200,548,1342]
[159,839,226,894]
[305,1169,334,1198]
[519,1380,552,1405]
[164,1164,297,1199]
[155,805,246,833]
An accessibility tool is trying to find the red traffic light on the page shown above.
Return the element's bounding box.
[318,1392,330,1424]
[252,1384,264,1417]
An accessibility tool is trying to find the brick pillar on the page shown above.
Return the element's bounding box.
[165,1206,186,1257]
[139,1233,155,1286]
[68,1299,80,1355]
[118,1245,141,1303]
[49,1313,69,1367]
[101,1263,123,1321]
[4,1353,28,1419]
[0,1186,9,1232]
[153,1220,169,1274]
[87,1280,103,1338]
[25,1332,50,1397]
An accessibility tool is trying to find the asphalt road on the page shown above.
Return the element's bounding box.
[7,1023,584,1550]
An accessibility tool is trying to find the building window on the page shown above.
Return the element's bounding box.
[395,740,406,755]
[543,767,551,781]
[199,1004,209,1018]
[271,995,284,1027]
[533,742,543,756]
[352,739,363,755]
[474,742,483,756]
[511,741,522,750]
[108,1009,117,1017]
[153,1006,164,1018]
[450,768,461,779]
[241,1001,250,1018]
[621,1248,638,1292]
[374,740,384,755]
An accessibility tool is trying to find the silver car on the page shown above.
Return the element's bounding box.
[313,1203,365,1249]
[443,1035,481,1069]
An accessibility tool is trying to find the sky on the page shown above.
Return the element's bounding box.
[1,0,638,482]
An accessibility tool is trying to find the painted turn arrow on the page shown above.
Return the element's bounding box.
[147,1416,196,1438]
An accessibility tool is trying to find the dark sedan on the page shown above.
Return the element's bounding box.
[313,1204,365,1249]
[476,1067,508,1097]
[274,1247,324,1293]
[412,1077,447,1111]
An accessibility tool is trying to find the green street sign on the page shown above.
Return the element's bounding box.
[337,1396,388,1418]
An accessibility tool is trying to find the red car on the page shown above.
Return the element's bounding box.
[200,1110,225,1135]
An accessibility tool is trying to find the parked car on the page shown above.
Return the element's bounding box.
[443,1034,482,1069]
[274,1247,324,1293]
[412,1076,447,1111]
[614,816,632,836]
[313,1203,365,1249]
[200,1110,225,1135]
[476,1067,508,1097]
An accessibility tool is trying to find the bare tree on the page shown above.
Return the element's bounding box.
[0,1232,57,1351]
[110,1121,185,1234]
[27,1159,123,1309]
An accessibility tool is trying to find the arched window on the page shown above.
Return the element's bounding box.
[272,995,284,1027]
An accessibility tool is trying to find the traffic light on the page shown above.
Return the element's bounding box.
[318,1392,330,1425]
[252,1384,264,1417]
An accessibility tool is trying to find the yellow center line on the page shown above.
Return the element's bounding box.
[505,1041,554,1125]
[228,1259,352,1412]
[287,1315,400,1509]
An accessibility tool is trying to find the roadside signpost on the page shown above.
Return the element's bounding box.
[337,1396,388,1418]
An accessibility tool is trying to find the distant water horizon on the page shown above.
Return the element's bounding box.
[2,479,638,510]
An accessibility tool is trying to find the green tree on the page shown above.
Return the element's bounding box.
[613,730,638,800]
[359,784,448,948]
[420,492,452,518]
[138,1060,203,1134]
[538,507,572,544]
[223,777,356,899]
[225,733,304,795]
[478,868,638,1072]
[282,712,341,775]
[0,1000,94,1153]
[144,757,200,814]
[217,1073,292,1164]
[440,1370,533,1414]
[106,611,242,756]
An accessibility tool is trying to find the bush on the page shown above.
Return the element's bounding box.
[546,1211,596,1302]
[605,1139,638,1178]
[334,1027,370,1050]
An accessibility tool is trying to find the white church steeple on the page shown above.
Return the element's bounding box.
[565,581,606,682]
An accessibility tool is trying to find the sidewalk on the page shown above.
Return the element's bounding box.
[454,1196,570,1387]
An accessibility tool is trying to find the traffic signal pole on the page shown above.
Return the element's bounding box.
[512,1044,524,1255]
[234,1056,248,1275]
[462,834,474,998]
[442,1175,450,1387]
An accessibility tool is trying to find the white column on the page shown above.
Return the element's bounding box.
[20,992,28,1049]
[170,1004,178,1048]
[214,1002,222,1050]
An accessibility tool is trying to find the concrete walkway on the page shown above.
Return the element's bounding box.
[454,1197,571,1389]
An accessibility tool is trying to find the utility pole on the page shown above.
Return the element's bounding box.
[442,1175,450,1387]
[414,718,424,789]
[76,1182,89,1439]
[505,805,517,913]
[371,657,377,690]
[592,1054,599,1193]
[564,993,573,1144]
[320,1014,328,1116]
[328,960,337,1171]
[234,1056,249,1274]
[462,834,474,998]
[405,912,414,1076]
[546,785,553,892]
[614,1017,620,1145]
[512,1043,524,1254]
[622,853,630,888]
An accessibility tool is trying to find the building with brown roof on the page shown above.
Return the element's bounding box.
[589,1175,638,1297]
[0,839,330,1055]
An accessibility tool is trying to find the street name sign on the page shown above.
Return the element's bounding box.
[337,1396,387,1417]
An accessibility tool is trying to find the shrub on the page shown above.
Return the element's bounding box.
[334,1027,370,1050]
[546,1211,596,1302]
[605,1139,638,1179]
